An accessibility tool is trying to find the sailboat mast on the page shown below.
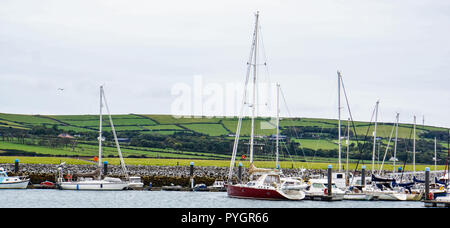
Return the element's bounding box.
[372,100,379,175]
[249,11,259,164]
[98,86,103,169]
[393,113,399,173]
[413,115,416,175]
[346,117,350,180]
[435,137,437,172]
[227,12,257,182]
[337,71,342,172]
[276,83,280,168]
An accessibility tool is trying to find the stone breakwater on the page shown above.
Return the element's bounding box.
[0,163,319,187]
[1,163,440,187]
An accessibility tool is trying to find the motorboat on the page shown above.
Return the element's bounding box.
[208,180,226,192]
[304,178,345,201]
[0,167,29,189]
[127,176,144,190]
[193,184,208,192]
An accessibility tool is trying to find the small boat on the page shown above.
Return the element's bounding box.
[0,168,29,189]
[305,178,345,201]
[39,181,56,189]
[127,176,144,190]
[208,180,226,192]
[364,174,422,201]
[193,184,208,192]
[162,184,184,191]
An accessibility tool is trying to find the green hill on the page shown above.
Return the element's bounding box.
[0,113,448,166]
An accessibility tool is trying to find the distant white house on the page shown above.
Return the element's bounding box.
[58,133,74,139]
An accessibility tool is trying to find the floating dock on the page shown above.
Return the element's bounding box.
[424,199,450,208]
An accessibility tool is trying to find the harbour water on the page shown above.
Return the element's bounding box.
[0,189,424,208]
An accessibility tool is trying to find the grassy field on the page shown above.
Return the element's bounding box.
[0,112,446,137]
[0,113,448,166]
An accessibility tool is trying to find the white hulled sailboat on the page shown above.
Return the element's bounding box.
[57,86,139,191]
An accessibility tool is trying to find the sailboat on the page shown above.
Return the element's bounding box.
[364,112,422,201]
[56,86,137,191]
[226,12,305,201]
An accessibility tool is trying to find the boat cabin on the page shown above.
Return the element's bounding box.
[247,173,282,188]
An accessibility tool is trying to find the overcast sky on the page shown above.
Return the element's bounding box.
[1,0,449,128]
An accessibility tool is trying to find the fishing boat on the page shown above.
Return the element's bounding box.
[226,12,305,201]
[57,86,139,191]
[0,167,29,189]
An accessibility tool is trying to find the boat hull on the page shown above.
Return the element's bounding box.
[344,193,373,201]
[0,180,29,189]
[58,181,128,191]
[226,184,288,200]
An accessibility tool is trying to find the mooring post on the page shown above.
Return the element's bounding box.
[190,162,194,189]
[327,165,332,197]
[103,161,108,175]
[14,159,19,174]
[361,165,366,188]
[425,167,430,200]
[238,162,242,183]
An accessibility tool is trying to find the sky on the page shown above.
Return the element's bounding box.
[0,0,449,128]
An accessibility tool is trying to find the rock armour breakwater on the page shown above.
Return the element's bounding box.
[0,163,311,187]
[1,163,436,188]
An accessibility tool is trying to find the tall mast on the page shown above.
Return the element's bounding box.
[413,115,416,175]
[98,86,103,169]
[249,11,259,164]
[337,71,342,172]
[434,137,437,172]
[346,117,350,183]
[227,12,257,182]
[372,100,379,175]
[393,113,399,173]
[275,83,280,168]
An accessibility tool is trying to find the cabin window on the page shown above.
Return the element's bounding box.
[324,184,338,189]
[263,175,280,185]
[312,183,324,188]
[336,174,343,179]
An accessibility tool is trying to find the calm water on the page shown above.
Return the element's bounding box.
[0,189,425,208]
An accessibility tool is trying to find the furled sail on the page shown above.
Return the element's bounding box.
[371,174,395,182]
[248,163,280,175]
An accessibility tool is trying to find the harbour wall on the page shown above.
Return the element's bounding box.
[1,163,443,187]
